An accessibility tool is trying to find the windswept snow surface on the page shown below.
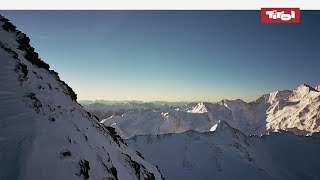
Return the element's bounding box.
[127,121,320,180]
[101,84,320,138]
[0,15,163,180]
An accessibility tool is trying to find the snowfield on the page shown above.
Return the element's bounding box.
[127,121,320,180]
[0,15,163,180]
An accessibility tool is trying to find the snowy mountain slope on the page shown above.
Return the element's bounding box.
[264,84,320,135]
[0,15,163,180]
[102,84,320,138]
[101,108,217,139]
[126,121,320,180]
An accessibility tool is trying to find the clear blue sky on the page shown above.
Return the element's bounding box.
[1,11,319,102]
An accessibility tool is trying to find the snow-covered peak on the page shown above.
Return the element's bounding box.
[212,120,247,138]
[267,90,292,104]
[298,83,318,91]
[187,102,209,113]
[292,83,319,99]
[219,99,247,109]
[213,120,232,131]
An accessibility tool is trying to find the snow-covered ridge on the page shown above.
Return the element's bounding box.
[126,121,320,180]
[0,15,163,180]
[101,107,218,139]
[0,16,77,102]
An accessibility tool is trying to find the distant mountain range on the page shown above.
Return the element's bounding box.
[82,84,320,138]
[80,100,190,120]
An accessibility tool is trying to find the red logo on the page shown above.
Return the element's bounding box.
[261,8,300,23]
